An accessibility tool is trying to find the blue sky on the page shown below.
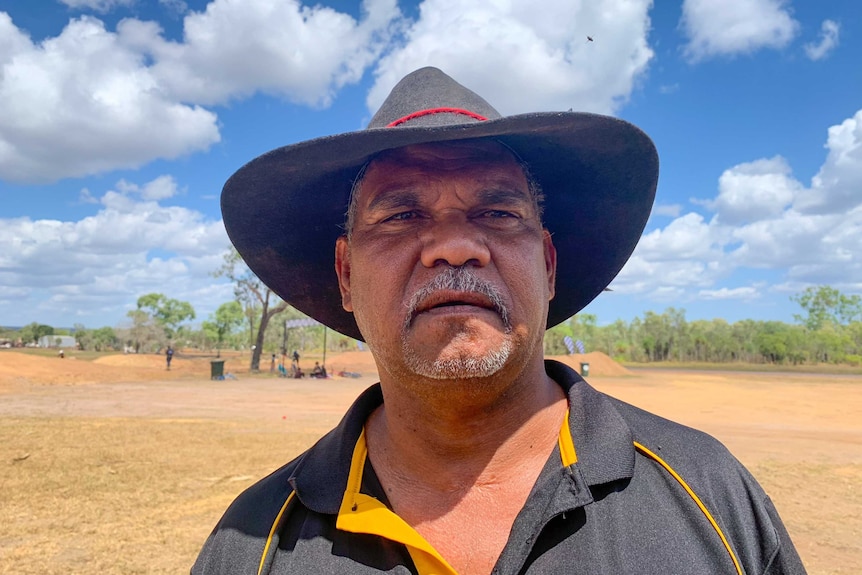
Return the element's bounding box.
[0,0,860,331]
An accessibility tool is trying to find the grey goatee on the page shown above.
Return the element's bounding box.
[401,267,513,380]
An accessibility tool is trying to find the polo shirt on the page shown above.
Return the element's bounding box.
[192,360,806,575]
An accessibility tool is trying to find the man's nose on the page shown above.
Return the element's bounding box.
[418,216,491,268]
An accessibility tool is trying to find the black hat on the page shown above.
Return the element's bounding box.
[222,67,658,341]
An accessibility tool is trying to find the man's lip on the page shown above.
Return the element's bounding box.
[413,290,496,316]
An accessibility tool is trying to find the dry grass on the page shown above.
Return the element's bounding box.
[0,352,860,574]
[0,417,319,575]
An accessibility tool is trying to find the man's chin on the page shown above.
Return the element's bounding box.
[401,340,514,380]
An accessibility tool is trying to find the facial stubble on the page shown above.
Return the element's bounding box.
[400,267,515,380]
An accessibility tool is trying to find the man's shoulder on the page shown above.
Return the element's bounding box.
[599,390,776,531]
[607,394,732,457]
[191,453,305,574]
[223,454,303,526]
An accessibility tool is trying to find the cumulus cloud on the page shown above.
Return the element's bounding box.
[115,175,180,200]
[613,108,862,298]
[709,156,801,225]
[0,176,232,326]
[796,109,862,214]
[144,0,400,107]
[367,0,653,116]
[613,212,727,297]
[0,14,220,183]
[0,0,400,184]
[680,0,799,62]
[804,19,840,61]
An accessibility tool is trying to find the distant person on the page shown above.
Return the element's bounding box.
[292,349,300,365]
[270,353,276,373]
[165,345,174,370]
[311,361,324,378]
[194,67,805,574]
[58,349,64,359]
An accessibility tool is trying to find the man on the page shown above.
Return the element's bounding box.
[194,68,805,574]
[166,345,174,370]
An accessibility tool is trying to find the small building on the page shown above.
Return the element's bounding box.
[38,335,77,349]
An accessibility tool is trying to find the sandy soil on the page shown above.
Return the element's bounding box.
[1,349,860,574]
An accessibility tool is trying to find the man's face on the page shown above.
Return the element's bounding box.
[335,140,556,381]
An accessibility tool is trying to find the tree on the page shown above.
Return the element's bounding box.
[215,248,289,371]
[19,322,54,345]
[203,301,245,357]
[792,285,862,330]
[136,293,196,341]
[91,326,119,351]
[124,309,164,353]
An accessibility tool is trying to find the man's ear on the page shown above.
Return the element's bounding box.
[334,236,353,312]
[543,229,557,301]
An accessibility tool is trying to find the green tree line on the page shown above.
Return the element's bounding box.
[4,284,860,369]
[545,286,862,366]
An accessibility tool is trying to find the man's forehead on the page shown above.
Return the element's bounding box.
[370,139,523,168]
[358,140,531,200]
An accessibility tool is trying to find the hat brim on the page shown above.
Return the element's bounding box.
[222,111,658,341]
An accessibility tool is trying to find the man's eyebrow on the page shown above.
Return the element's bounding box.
[364,184,532,212]
[476,187,533,206]
[365,189,422,213]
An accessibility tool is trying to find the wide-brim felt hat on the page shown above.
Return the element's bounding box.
[222,67,658,342]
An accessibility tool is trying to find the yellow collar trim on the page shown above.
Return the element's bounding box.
[336,428,458,574]
[558,408,577,466]
[336,412,576,575]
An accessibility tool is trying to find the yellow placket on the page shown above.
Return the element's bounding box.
[335,411,576,575]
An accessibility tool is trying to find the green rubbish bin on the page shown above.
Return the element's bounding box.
[210,360,225,380]
[579,362,590,377]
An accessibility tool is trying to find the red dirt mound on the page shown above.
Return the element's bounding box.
[0,352,137,387]
[547,351,632,376]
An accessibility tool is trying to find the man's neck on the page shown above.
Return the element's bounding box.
[366,357,566,495]
[364,358,567,574]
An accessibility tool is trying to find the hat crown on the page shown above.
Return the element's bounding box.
[368,67,503,129]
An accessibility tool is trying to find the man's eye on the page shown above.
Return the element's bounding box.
[482,210,518,218]
[383,211,419,222]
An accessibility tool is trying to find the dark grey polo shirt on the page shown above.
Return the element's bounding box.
[192,360,806,575]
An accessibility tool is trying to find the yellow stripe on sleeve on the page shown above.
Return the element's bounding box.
[633,441,743,575]
[257,491,296,575]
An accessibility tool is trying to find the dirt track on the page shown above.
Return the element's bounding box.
[1,350,860,574]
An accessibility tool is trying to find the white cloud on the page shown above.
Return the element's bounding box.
[617,108,862,299]
[0,177,232,327]
[59,0,136,12]
[367,0,654,116]
[145,0,400,107]
[796,109,862,215]
[709,156,800,224]
[115,174,180,200]
[0,0,400,184]
[652,204,682,218]
[698,286,760,301]
[159,0,188,15]
[680,0,799,62]
[804,19,840,61]
[635,213,724,262]
[0,14,220,183]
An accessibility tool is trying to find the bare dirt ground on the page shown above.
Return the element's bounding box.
[0,349,860,574]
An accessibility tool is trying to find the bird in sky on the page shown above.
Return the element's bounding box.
[587,36,594,42]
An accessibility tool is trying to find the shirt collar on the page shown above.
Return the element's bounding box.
[289,360,635,515]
